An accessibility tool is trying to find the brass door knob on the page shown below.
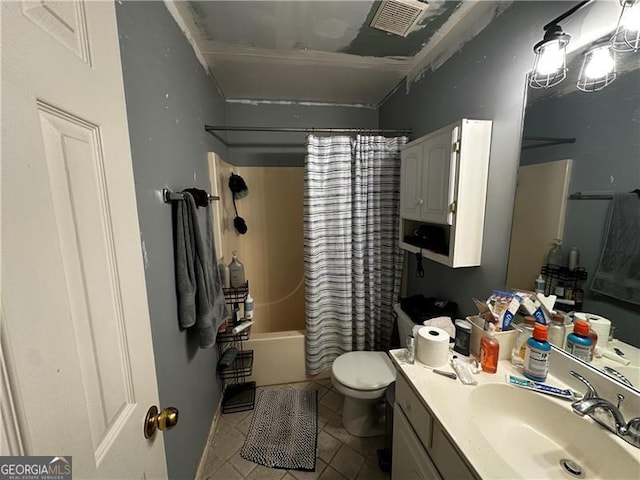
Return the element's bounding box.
[144,405,179,439]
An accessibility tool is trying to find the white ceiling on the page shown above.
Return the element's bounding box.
[165,1,507,105]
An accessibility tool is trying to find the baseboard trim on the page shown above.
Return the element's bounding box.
[194,401,222,480]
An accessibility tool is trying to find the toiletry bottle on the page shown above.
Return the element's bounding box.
[244,293,254,320]
[229,251,246,288]
[568,246,580,271]
[218,257,230,289]
[511,316,535,367]
[406,336,415,364]
[565,320,592,362]
[523,324,551,382]
[480,324,499,374]
[548,313,566,349]
[547,239,565,266]
[232,302,241,325]
[534,274,546,294]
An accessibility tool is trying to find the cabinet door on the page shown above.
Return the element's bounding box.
[400,142,424,221]
[393,407,442,480]
[420,128,456,225]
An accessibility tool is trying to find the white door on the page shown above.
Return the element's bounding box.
[400,142,424,221]
[420,127,455,225]
[1,1,168,478]
[506,159,573,291]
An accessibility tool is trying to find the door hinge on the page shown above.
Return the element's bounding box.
[449,201,457,214]
[452,140,461,153]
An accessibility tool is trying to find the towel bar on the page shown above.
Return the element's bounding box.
[162,188,220,203]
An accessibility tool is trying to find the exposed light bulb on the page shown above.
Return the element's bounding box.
[621,2,640,31]
[584,46,615,79]
[536,40,564,75]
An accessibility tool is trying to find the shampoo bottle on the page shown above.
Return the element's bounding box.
[218,257,230,289]
[523,324,551,382]
[229,251,246,288]
[480,324,499,374]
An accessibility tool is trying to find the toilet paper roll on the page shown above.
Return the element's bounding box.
[416,326,450,368]
[575,313,611,345]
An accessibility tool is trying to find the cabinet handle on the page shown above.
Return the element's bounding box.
[417,199,424,206]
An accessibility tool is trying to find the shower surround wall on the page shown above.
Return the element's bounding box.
[379,1,570,317]
[115,2,227,479]
[218,100,378,335]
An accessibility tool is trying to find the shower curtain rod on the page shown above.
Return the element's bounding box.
[205,125,412,135]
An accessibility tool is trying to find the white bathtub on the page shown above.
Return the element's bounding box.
[244,330,330,386]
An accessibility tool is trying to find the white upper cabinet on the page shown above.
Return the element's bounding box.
[400,142,423,221]
[399,119,492,268]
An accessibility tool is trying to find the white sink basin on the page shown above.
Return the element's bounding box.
[469,383,639,479]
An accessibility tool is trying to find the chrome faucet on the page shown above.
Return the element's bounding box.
[570,371,640,449]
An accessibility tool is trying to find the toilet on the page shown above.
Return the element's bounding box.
[331,351,396,437]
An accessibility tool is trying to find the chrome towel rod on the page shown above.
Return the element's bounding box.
[162,188,219,203]
[569,191,614,200]
[205,125,412,135]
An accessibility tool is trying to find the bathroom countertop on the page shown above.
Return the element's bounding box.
[389,349,640,479]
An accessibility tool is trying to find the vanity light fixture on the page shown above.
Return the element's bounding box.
[611,0,640,52]
[577,44,617,92]
[529,25,571,89]
[529,1,593,89]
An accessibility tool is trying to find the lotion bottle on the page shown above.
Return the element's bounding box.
[229,251,246,288]
[244,293,254,320]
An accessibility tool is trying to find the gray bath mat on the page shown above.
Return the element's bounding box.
[240,388,318,471]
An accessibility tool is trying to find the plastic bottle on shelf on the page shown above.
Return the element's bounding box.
[548,313,567,349]
[511,316,535,367]
[568,246,580,270]
[547,239,565,266]
[229,251,246,288]
[534,274,546,294]
[218,257,230,289]
[565,320,593,362]
[480,324,500,374]
[524,324,551,382]
[244,294,254,320]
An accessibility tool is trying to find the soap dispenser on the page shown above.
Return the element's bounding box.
[480,324,499,374]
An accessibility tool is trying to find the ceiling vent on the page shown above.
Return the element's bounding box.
[370,0,429,37]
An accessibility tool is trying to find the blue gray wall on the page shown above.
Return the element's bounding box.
[115,2,227,479]
[223,101,379,166]
[379,2,569,317]
[521,66,640,346]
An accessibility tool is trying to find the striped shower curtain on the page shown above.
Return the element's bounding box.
[304,135,406,375]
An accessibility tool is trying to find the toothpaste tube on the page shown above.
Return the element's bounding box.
[506,374,582,401]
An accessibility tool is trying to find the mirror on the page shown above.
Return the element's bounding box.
[509,37,640,391]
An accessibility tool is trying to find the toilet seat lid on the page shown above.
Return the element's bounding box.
[332,352,395,390]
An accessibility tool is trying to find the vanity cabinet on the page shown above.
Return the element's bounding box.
[399,119,492,268]
[392,373,477,480]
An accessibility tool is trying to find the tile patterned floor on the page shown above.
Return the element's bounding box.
[201,379,391,480]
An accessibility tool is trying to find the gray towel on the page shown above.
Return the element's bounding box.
[591,193,640,306]
[175,192,228,348]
